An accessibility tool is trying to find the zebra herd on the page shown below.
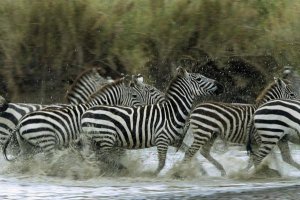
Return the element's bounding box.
[0,66,300,177]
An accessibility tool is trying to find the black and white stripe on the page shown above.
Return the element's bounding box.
[182,78,296,175]
[65,67,111,105]
[0,68,110,148]
[131,74,165,105]
[0,103,45,146]
[3,76,165,160]
[251,99,300,170]
[81,67,224,174]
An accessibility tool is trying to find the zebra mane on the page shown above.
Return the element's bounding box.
[255,78,290,103]
[86,77,128,102]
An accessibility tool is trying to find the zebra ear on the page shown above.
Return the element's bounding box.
[176,67,188,77]
[274,77,286,88]
[136,74,144,84]
[132,74,144,86]
[274,77,281,82]
[274,77,280,85]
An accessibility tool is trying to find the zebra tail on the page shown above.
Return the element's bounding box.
[3,128,19,161]
[246,140,253,156]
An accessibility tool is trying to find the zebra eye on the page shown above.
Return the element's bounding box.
[196,77,202,81]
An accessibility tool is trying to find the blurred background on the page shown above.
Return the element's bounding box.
[0,0,299,103]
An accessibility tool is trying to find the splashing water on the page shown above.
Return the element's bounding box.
[1,145,300,199]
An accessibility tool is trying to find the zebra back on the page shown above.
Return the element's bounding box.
[65,67,109,105]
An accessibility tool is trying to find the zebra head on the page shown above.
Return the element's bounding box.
[113,75,143,107]
[256,77,297,104]
[175,67,224,97]
[85,75,142,107]
[130,74,165,105]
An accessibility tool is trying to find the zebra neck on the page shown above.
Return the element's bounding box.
[87,97,118,107]
[256,95,280,106]
[164,81,194,128]
[87,85,125,106]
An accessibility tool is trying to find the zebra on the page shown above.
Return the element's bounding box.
[0,67,111,148]
[181,78,297,176]
[250,99,300,170]
[80,67,224,175]
[65,67,112,104]
[3,75,165,160]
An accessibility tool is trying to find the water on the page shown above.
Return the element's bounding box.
[1,145,300,199]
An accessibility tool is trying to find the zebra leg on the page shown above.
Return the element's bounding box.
[244,144,259,171]
[183,128,212,162]
[200,135,226,176]
[155,141,169,175]
[245,158,254,171]
[252,134,281,168]
[16,133,36,159]
[278,137,300,170]
[110,148,127,160]
[93,133,127,172]
[96,148,127,172]
[182,129,213,175]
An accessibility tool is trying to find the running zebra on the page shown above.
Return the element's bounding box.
[0,68,108,147]
[81,67,224,174]
[250,99,300,170]
[3,75,165,160]
[181,78,296,176]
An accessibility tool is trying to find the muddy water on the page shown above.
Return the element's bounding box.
[0,146,300,199]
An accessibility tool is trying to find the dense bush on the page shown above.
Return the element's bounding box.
[0,0,299,103]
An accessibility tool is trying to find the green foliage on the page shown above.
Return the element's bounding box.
[1,0,300,71]
[0,0,300,101]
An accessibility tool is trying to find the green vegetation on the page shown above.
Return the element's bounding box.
[0,0,299,102]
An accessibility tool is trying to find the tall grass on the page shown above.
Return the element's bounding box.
[0,0,300,102]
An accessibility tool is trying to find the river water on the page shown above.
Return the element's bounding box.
[0,143,300,199]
